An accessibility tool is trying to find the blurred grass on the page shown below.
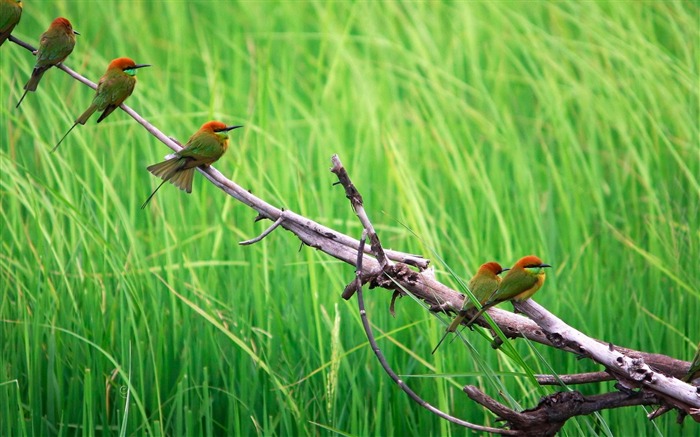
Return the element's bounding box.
[1,1,698,436]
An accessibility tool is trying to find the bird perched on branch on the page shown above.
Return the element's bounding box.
[52,57,150,151]
[466,255,551,326]
[141,121,242,208]
[0,0,22,46]
[431,261,508,354]
[16,17,78,107]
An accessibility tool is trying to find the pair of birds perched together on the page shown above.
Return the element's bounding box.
[432,255,551,354]
[3,8,242,207]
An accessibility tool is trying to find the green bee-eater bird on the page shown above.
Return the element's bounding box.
[16,17,78,107]
[141,121,243,208]
[466,255,551,326]
[431,262,508,354]
[0,0,22,46]
[52,57,150,151]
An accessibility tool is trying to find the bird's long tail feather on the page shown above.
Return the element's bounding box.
[23,67,47,92]
[169,168,195,193]
[15,89,30,108]
[142,159,195,208]
[147,158,183,180]
[52,122,78,152]
[76,104,98,125]
[465,302,497,326]
[141,179,168,209]
[431,310,468,354]
[147,158,194,192]
[16,67,48,108]
[431,332,451,355]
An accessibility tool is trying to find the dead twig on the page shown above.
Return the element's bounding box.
[239,215,286,245]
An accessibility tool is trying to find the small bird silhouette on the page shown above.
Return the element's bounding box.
[53,57,150,151]
[466,255,551,326]
[16,17,79,107]
[141,121,242,208]
[431,262,508,354]
[0,0,22,46]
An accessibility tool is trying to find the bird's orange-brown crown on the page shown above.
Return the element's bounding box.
[514,255,548,269]
[51,17,74,31]
[201,121,229,132]
[108,57,138,70]
[478,262,506,276]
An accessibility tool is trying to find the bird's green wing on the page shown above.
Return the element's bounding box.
[35,31,74,67]
[93,74,135,111]
[493,269,538,303]
[179,135,224,162]
[0,1,21,40]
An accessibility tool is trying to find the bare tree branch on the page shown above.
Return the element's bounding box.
[536,371,615,386]
[514,300,700,411]
[464,385,659,436]
[8,35,698,432]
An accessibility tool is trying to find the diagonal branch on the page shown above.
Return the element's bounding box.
[8,36,428,271]
[9,35,698,431]
[12,30,688,381]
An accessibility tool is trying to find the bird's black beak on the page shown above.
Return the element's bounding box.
[73,30,80,35]
[500,268,510,273]
[132,64,151,70]
[540,264,552,268]
[220,125,243,132]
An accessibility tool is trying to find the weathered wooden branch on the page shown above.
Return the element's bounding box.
[9,35,698,434]
[328,157,699,434]
[536,371,614,386]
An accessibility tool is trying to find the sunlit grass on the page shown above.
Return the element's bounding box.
[1,1,698,436]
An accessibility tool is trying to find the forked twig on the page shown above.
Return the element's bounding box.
[240,215,285,245]
[352,231,513,434]
[330,155,390,270]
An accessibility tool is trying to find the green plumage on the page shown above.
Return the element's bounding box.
[492,268,541,302]
[77,68,137,125]
[466,255,550,326]
[431,262,505,354]
[141,122,240,208]
[146,129,229,194]
[0,0,22,46]
[448,269,502,332]
[52,57,149,151]
[17,17,78,107]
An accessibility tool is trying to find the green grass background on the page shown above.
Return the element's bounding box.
[1,1,698,435]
